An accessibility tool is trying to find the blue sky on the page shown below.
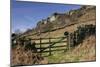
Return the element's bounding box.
[11,0,81,33]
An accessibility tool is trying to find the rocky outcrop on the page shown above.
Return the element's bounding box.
[23,5,96,35]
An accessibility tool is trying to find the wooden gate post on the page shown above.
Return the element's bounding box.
[68,33,70,50]
[49,37,51,55]
[40,37,42,56]
[64,31,69,51]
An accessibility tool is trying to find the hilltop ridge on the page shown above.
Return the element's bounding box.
[22,5,95,38]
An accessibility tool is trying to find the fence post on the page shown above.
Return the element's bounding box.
[66,33,71,51]
[68,33,70,50]
[40,37,42,56]
[64,31,69,51]
[49,37,51,55]
[75,30,78,45]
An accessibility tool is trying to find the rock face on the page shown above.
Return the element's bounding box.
[35,13,71,33]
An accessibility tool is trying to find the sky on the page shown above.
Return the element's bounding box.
[11,0,81,33]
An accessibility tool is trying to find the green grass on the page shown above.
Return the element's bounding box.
[46,51,82,63]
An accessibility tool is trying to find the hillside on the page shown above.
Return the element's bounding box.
[22,5,96,39]
[11,5,96,66]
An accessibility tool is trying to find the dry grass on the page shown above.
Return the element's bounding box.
[72,35,96,61]
[28,20,96,39]
[11,45,48,66]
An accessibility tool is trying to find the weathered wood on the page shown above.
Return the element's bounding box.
[65,35,69,51]
[37,49,65,53]
[36,45,67,49]
[40,37,42,56]
[35,40,67,45]
[49,37,51,55]
[30,37,66,40]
